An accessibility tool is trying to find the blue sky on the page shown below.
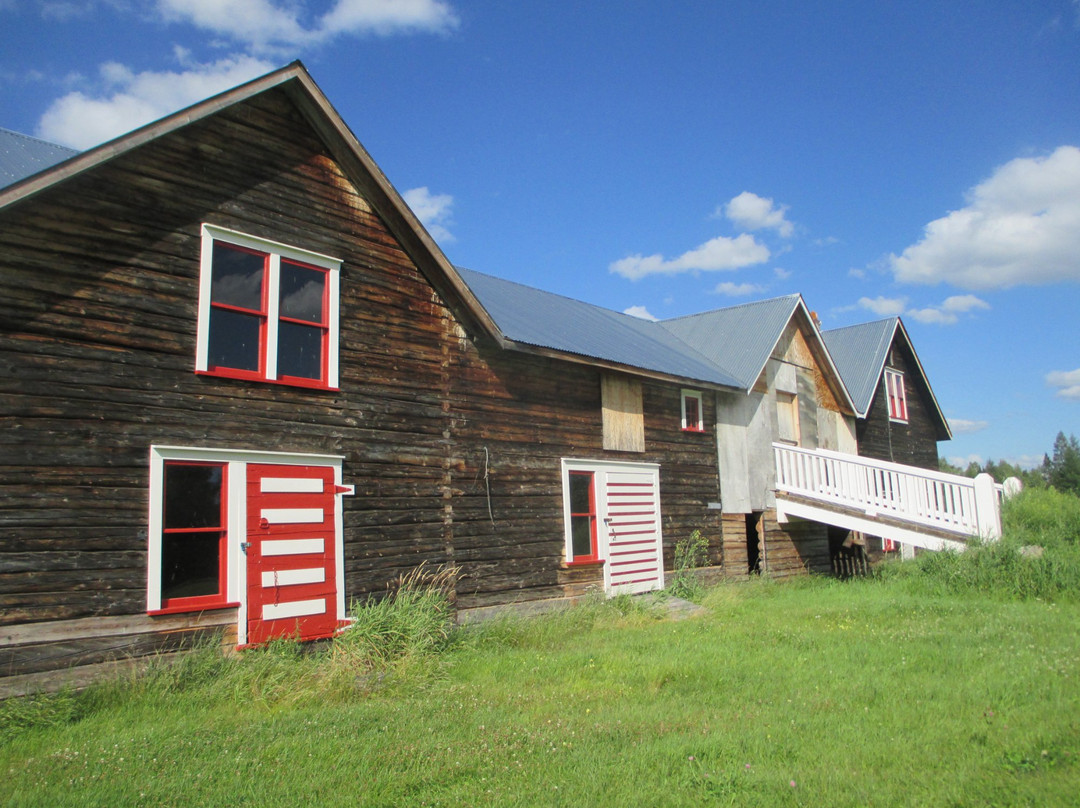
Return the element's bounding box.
[2,0,1078,468]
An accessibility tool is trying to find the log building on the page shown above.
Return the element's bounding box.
[0,63,947,695]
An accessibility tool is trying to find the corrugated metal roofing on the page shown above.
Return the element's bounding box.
[821,318,897,417]
[659,295,802,389]
[0,128,78,190]
[456,267,742,388]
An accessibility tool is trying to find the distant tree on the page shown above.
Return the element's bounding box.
[939,456,1046,489]
[938,457,964,475]
[1046,432,1080,496]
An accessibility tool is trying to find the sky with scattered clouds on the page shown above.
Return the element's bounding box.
[1,0,1078,467]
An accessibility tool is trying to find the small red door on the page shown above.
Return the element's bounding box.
[246,464,338,644]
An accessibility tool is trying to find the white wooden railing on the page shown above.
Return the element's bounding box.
[773,443,1005,541]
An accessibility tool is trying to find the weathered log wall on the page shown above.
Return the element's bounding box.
[1,88,457,690]
[1,85,733,693]
[448,346,724,608]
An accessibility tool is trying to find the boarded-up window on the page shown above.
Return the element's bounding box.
[777,391,800,445]
[601,374,645,452]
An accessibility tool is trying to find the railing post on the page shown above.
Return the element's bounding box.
[973,472,1002,540]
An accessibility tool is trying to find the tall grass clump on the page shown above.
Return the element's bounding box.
[666,529,709,602]
[883,487,1080,602]
[331,564,458,672]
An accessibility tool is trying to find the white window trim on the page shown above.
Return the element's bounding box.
[147,445,346,645]
[681,389,704,432]
[196,224,342,388]
[885,368,908,423]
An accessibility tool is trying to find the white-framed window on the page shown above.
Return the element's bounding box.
[681,389,704,432]
[885,368,908,422]
[195,224,341,389]
[566,470,599,563]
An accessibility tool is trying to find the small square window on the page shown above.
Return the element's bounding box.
[196,225,341,389]
[681,390,704,432]
[885,369,908,422]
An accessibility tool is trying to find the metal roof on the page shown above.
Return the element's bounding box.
[0,128,78,190]
[456,267,742,388]
[659,295,802,389]
[821,318,897,417]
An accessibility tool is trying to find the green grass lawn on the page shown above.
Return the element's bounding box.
[2,574,1078,807]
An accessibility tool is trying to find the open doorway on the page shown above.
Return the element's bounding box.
[745,511,763,575]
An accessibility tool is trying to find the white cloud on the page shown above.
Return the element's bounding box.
[722,191,794,238]
[37,55,275,148]
[1046,368,1080,400]
[858,296,908,317]
[907,294,990,325]
[848,268,866,279]
[890,145,1080,289]
[773,267,791,280]
[948,418,990,435]
[947,453,985,468]
[941,294,991,313]
[156,0,458,49]
[610,234,770,280]
[906,307,958,325]
[713,281,763,297]
[319,0,459,37]
[402,186,455,243]
[157,0,313,48]
[855,293,989,325]
[623,305,658,321]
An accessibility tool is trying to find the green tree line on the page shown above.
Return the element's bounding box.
[940,431,1080,496]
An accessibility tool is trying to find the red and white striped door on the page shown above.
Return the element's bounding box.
[246,464,338,644]
[601,467,664,595]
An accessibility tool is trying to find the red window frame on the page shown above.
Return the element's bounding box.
[681,390,704,432]
[159,460,229,612]
[201,240,333,390]
[885,369,908,422]
[206,243,270,383]
[567,470,600,564]
[275,257,331,387]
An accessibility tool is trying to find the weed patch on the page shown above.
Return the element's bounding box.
[667,529,709,602]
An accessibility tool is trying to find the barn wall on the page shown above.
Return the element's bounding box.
[1,86,737,693]
[0,88,460,692]
[449,347,724,608]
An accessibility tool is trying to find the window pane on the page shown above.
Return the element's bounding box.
[164,464,223,529]
[161,531,222,600]
[208,308,262,371]
[569,472,592,514]
[279,261,326,323]
[571,515,594,558]
[277,321,323,380]
[685,395,700,428]
[211,243,265,311]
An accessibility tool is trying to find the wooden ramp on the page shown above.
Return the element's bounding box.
[773,444,1012,553]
